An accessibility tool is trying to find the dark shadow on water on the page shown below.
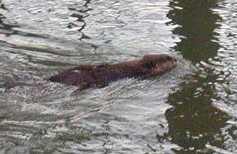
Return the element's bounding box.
[165,76,230,152]
[67,0,92,40]
[0,2,16,35]
[168,0,221,63]
[163,0,233,152]
[0,0,98,53]
[0,1,48,38]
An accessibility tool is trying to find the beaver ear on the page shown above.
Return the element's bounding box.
[142,54,152,64]
[142,55,155,68]
[142,54,150,60]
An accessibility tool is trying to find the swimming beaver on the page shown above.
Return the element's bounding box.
[48,54,177,90]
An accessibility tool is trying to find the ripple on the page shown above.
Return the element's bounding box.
[0,0,197,153]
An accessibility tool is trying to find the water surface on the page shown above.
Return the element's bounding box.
[0,0,237,153]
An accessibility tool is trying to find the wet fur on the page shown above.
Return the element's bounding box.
[48,54,177,90]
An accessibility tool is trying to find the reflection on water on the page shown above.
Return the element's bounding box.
[165,0,237,153]
[168,0,221,63]
[0,2,15,35]
[166,78,229,152]
[0,0,181,153]
[1,0,237,153]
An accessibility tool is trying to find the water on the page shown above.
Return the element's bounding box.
[0,0,237,153]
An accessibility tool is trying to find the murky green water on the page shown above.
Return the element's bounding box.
[0,0,237,153]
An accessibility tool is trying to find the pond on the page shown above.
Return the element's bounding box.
[1,0,237,153]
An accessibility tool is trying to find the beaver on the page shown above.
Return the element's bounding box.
[48,54,177,90]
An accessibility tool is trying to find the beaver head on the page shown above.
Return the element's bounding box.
[141,54,177,76]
